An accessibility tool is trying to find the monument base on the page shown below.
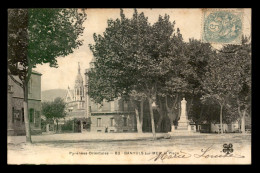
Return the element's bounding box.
[168,124,197,135]
[177,120,190,130]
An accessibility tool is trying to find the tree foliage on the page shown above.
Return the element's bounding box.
[42,97,67,120]
[8,8,87,142]
[201,36,251,133]
[8,8,87,81]
[89,9,185,137]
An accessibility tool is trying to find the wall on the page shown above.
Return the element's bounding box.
[28,72,41,100]
[90,114,136,133]
[210,122,240,133]
[7,72,42,136]
[89,98,134,113]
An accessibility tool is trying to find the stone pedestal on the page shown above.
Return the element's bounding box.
[188,125,191,131]
[171,125,175,132]
[177,98,189,130]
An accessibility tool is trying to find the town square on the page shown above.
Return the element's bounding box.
[7,8,251,164]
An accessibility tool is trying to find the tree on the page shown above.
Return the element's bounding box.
[155,38,214,131]
[88,9,149,134]
[219,36,251,133]
[201,37,251,134]
[184,39,214,115]
[201,52,235,134]
[42,97,67,133]
[89,9,183,139]
[8,9,87,143]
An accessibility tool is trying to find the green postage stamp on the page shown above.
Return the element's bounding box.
[202,9,244,44]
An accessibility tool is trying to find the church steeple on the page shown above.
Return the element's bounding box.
[74,62,84,103]
[78,62,81,74]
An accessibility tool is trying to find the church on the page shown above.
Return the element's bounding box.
[64,61,137,133]
[64,63,91,132]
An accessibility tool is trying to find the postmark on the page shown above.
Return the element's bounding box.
[202,9,243,44]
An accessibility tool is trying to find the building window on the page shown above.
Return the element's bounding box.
[29,109,34,123]
[14,109,20,121]
[8,85,13,92]
[97,118,102,127]
[124,101,128,111]
[110,118,115,127]
[12,107,14,123]
[123,117,127,126]
[22,108,24,122]
[35,111,40,127]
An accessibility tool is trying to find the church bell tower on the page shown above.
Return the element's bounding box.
[74,62,84,108]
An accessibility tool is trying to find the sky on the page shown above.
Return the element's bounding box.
[34,8,251,91]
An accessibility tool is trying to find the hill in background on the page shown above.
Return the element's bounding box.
[41,89,67,102]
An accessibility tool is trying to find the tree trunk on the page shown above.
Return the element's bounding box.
[56,119,59,133]
[72,120,75,132]
[199,104,204,118]
[133,101,142,133]
[220,104,224,134]
[187,89,195,117]
[140,98,144,129]
[241,110,246,134]
[165,95,178,127]
[187,97,194,117]
[156,113,163,132]
[148,97,156,140]
[156,98,164,132]
[238,103,246,134]
[23,82,32,143]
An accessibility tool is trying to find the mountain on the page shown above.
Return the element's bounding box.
[41,89,67,102]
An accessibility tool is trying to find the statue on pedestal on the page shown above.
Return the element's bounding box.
[177,98,190,130]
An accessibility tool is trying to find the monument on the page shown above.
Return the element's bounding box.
[169,98,192,134]
[177,98,190,130]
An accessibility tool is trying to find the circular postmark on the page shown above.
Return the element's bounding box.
[203,10,242,43]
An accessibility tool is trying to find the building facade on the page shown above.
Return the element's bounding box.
[85,59,137,133]
[8,70,42,136]
[63,61,137,133]
[88,98,136,133]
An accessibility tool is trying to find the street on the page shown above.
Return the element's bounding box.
[8,133,251,164]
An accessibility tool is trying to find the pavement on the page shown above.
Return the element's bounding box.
[7,131,250,144]
[8,132,168,144]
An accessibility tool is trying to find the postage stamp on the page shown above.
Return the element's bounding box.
[202,9,244,44]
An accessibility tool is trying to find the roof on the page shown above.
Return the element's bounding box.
[75,73,83,85]
[32,70,42,75]
[67,110,85,117]
[65,89,74,102]
[75,62,83,86]
[8,69,42,84]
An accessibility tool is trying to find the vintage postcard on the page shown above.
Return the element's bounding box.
[7,8,251,165]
